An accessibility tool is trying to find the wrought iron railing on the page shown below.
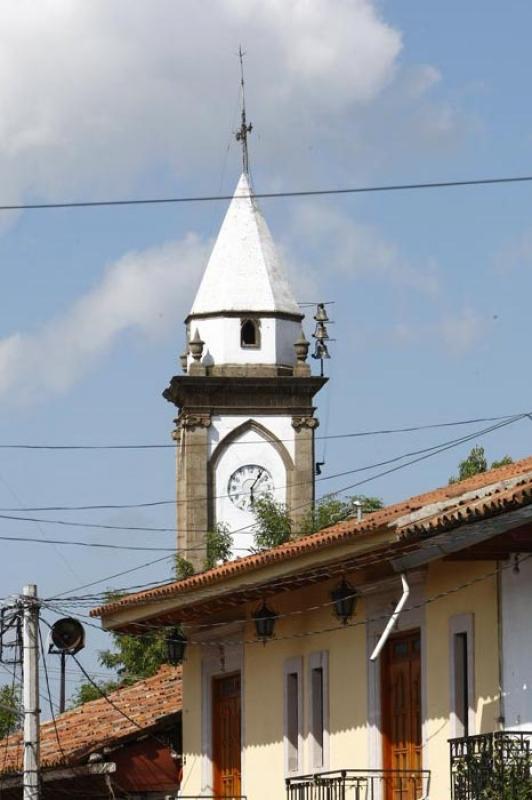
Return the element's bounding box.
[450,730,532,799]
[286,769,431,800]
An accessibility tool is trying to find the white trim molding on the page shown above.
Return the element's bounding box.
[307,650,330,772]
[200,638,244,796]
[366,575,428,779]
[449,613,476,739]
[284,656,304,777]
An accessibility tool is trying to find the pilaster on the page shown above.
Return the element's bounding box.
[291,415,319,530]
[175,413,211,571]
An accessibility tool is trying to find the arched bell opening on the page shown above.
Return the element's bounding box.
[240,318,261,348]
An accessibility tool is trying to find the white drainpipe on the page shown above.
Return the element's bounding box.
[370,573,410,662]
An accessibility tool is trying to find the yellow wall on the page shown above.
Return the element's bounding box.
[243,587,368,800]
[181,643,203,795]
[425,560,499,796]
[181,562,500,800]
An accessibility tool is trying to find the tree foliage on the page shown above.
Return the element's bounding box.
[252,494,383,550]
[204,523,232,569]
[449,446,513,484]
[74,525,235,707]
[71,591,168,708]
[299,495,383,536]
[0,684,21,739]
[253,496,293,549]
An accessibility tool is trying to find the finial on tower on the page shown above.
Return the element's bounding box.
[235,46,253,176]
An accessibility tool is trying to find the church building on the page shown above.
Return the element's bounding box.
[94,160,532,800]
[163,169,326,566]
[93,76,532,800]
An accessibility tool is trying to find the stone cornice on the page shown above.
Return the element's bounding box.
[163,374,327,409]
[185,309,304,324]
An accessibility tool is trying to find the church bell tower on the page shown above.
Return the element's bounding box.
[163,67,326,569]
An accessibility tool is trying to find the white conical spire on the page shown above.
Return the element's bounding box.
[189,173,301,318]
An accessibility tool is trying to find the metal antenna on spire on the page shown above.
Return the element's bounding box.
[235,46,253,175]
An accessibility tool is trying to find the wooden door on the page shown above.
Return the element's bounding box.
[213,673,241,798]
[381,630,422,800]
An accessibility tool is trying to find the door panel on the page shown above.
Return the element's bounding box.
[381,630,422,800]
[213,673,241,798]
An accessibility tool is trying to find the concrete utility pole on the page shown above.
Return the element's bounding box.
[22,584,40,800]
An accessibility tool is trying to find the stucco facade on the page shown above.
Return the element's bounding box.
[501,556,532,730]
[95,457,532,800]
[180,560,500,800]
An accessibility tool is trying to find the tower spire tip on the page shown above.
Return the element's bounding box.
[235,46,252,176]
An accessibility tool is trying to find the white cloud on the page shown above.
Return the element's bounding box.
[439,308,485,355]
[0,234,209,401]
[284,202,441,295]
[0,0,402,203]
[388,307,485,356]
[494,229,532,274]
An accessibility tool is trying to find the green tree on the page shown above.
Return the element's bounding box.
[204,523,232,569]
[73,526,235,707]
[252,494,383,550]
[71,679,119,706]
[71,591,169,707]
[174,554,195,580]
[253,496,292,549]
[71,625,168,707]
[0,684,21,738]
[449,446,513,484]
[299,495,383,536]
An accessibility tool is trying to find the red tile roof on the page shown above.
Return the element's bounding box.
[92,456,532,619]
[0,666,181,776]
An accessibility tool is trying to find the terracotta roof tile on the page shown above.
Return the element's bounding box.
[0,666,181,776]
[92,455,532,618]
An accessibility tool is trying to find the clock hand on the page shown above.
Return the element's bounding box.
[249,469,264,505]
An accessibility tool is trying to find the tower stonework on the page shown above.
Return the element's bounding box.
[163,174,326,569]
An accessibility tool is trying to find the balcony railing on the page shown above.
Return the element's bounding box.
[450,730,532,800]
[286,769,431,800]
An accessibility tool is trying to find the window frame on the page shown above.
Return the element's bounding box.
[449,613,475,738]
[240,317,261,349]
[284,656,304,776]
[308,650,329,771]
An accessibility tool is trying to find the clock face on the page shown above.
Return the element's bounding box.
[227,464,274,512]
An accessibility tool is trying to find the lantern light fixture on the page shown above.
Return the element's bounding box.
[166,628,187,665]
[331,579,357,625]
[253,601,278,643]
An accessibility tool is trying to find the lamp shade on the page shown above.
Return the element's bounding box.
[50,618,85,655]
[253,602,277,642]
[166,628,187,665]
[331,579,357,625]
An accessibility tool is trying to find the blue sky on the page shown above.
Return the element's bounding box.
[0,0,531,700]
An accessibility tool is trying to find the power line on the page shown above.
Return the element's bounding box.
[52,556,174,599]
[2,174,532,213]
[0,534,252,554]
[0,413,525,520]
[0,535,175,553]
[0,411,523,451]
[0,414,524,549]
[42,555,529,648]
[66,651,176,754]
[38,626,67,763]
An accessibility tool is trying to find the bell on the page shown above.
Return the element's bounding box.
[312,341,330,360]
[313,322,329,341]
[314,303,329,323]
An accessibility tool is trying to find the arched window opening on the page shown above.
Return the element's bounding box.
[241,318,260,348]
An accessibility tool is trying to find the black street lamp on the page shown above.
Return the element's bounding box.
[331,579,357,625]
[166,628,187,665]
[253,602,278,643]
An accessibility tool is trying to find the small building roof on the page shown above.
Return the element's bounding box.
[92,456,532,626]
[0,665,182,776]
[189,173,301,318]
